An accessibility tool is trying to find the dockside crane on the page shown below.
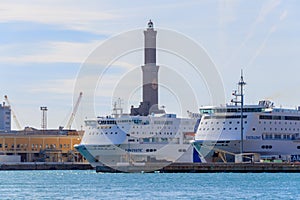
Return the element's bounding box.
[4,95,22,130]
[65,92,83,130]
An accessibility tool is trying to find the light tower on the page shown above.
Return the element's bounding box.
[130,20,164,116]
[40,106,48,130]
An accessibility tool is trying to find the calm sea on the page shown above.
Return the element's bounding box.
[0,170,298,199]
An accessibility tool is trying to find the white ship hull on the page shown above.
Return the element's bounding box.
[75,114,201,171]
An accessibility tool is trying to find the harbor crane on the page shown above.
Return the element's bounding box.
[4,95,22,130]
[65,92,83,130]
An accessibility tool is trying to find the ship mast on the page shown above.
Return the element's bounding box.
[232,70,246,156]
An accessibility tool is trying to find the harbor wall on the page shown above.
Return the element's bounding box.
[0,162,92,170]
[96,162,300,173]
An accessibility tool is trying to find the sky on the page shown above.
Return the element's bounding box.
[0,0,299,130]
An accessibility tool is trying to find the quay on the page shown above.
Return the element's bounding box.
[96,162,300,173]
[0,162,92,170]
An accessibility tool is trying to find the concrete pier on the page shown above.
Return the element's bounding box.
[0,162,92,170]
[96,162,300,173]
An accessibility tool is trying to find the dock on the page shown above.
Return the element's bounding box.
[0,162,93,170]
[96,162,300,173]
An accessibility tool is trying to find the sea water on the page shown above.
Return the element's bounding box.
[0,170,298,199]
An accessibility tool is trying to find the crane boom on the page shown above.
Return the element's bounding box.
[4,95,22,130]
[66,92,83,129]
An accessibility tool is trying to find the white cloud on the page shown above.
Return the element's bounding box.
[257,0,281,22]
[0,1,120,34]
[0,40,101,64]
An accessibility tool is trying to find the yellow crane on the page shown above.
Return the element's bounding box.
[65,92,83,130]
[4,95,22,130]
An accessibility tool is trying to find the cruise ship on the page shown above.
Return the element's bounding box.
[193,75,300,163]
[75,21,201,172]
[75,110,200,171]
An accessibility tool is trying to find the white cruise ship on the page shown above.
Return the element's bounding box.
[194,76,300,163]
[75,112,200,171]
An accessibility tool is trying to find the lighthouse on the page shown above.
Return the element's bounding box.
[130,20,164,116]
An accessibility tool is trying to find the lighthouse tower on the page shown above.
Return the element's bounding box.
[130,20,164,116]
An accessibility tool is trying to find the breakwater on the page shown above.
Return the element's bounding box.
[0,162,92,170]
[96,162,300,173]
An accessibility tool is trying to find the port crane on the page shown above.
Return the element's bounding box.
[4,95,22,130]
[65,92,83,130]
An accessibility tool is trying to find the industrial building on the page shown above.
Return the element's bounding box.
[0,128,84,162]
[0,103,11,131]
[0,95,85,163]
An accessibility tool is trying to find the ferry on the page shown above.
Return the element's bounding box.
[75,109,200,172]
[193,75,300,163]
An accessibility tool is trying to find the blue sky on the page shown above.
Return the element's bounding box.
[1,0,299,130]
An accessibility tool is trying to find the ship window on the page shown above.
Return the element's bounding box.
[297,146,300,149]
[274,134,281,139]
[229,128,232,130]
[223,128,226,130]
[237,121,240,124]
[252,128,256,131]
[235,127,237,130]
[245,121,247,124]
[229,121,232,124]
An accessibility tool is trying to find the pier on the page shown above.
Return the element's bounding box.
[0,162,92,170]
[96,162,300,173]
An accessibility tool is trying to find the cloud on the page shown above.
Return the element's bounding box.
[257,0,281,22]
[0,40,101,64]
[218,0,239,26]
[280,9,288,21]
[0,1,120,34]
